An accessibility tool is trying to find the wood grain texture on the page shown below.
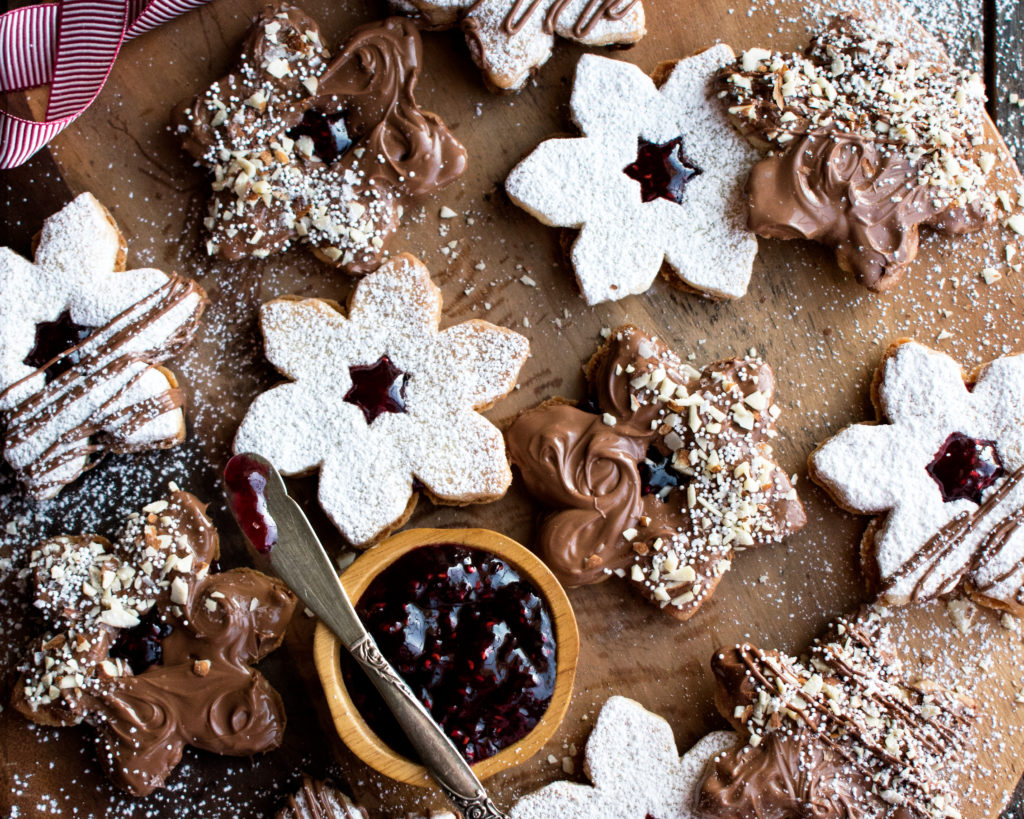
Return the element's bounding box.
[2,0,1024,817]
[312,527,579,787]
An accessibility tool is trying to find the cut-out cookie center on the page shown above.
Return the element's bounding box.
[639,444,690,499]
[926,431,1004,504]
[344,355,409,424]
[109,610,173,673]
[286,109,353,163]
[623,136,702,204]
[23,310,94,381]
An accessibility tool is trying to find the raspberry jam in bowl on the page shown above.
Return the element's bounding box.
[313,528,579,786]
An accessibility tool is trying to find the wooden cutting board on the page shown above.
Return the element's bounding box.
[3,0,1024,816]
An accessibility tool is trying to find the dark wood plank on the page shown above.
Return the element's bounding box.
[992,0,1024,170]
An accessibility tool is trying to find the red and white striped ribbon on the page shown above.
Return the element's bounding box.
[0,0,209,169]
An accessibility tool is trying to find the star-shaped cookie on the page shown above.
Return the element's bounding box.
[505,50,758,304]
[235,253,530,547]
[389,0,645,91]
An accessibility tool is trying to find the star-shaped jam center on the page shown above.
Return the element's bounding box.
[23,310,94,382]
[623,137,702,204]
[926,431,1004,504]
[344,355,409,424]
[286,109,353,163]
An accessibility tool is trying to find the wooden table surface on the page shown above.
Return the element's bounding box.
[2,0,1024,817]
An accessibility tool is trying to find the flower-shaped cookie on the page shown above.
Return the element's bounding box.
[717,15,996,291]
[698,610,973,819]
[507,326,805,620]
[388,0,645,91]
[511,696,734,819]
[174,6,466,273]
[12,490,297,796]
[505,50,758,305]
[811,340,1024,612]
[0,193,206,499]
[235,253,530,547]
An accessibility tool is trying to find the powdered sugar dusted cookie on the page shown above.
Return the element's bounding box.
[507,325,805,620]
[277,776,368,819]
[235,253,529,547]
[0,193,206,500]
[698,609,974,819]
[810,340,1024,613]
[390,0,645,92]
[505,50,758,305]
[511,696,733,819]
[175,6,466,273]
[717,15,998,292]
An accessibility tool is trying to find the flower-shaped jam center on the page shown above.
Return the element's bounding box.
[23,310,93,382]
[286,109,353,163]
[344,355,409,424]
[623,137,702,204]
[926,432,1004,504]
[639,445,690,499]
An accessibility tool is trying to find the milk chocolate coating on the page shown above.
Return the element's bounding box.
[277,775,369,819]
[507,326,805,618]
[698,615,973,818]
[175,6,466,270]
[13,491,297,796]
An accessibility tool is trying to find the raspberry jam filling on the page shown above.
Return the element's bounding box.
[109,610,173,672]
[623,137,702,204]
[639,445,689,499]
[224,454,278,553]
[926,432,1004,504]
[344,355,408,424]
[286,109,353,163]
[23,310,93,381]
[341,544,557,763]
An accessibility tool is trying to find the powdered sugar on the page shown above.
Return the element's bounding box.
[510,696,734,819]
[810,341,1024,608]
[234,253,529,546]
[389,0,645,91]
[505,49,758,305]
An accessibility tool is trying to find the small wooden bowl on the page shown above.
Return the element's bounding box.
[313,527,579,787]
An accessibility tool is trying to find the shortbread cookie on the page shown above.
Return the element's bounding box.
[717,14,998,291]
[698,609,974,819]
[277,776,368,819]
[235,253,529,547]
[175,6,466,273]
[506,325,805,620]
[0,193,206,500]
[505,50,758,305]
[811,340,1024,613]
[389,0,645,91]
[511,696,734,819]
[12,490,297,796]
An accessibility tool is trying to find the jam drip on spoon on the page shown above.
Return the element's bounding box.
[224,454,278,553]
[344,355,408,425]
[342,544,557,764]
[286,109,354,163]
[23,310,94,382]
[623,137,702,204]
[926,432,1004,504]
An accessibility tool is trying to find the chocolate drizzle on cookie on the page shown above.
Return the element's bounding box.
[502,0,640,38]
[507,325,805,620]
[1,275,206,500]
[699,611,974,819]
[13,491,297,796]
[175,5,466,272]
[276,775,369,819]
[717,14,995,291]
